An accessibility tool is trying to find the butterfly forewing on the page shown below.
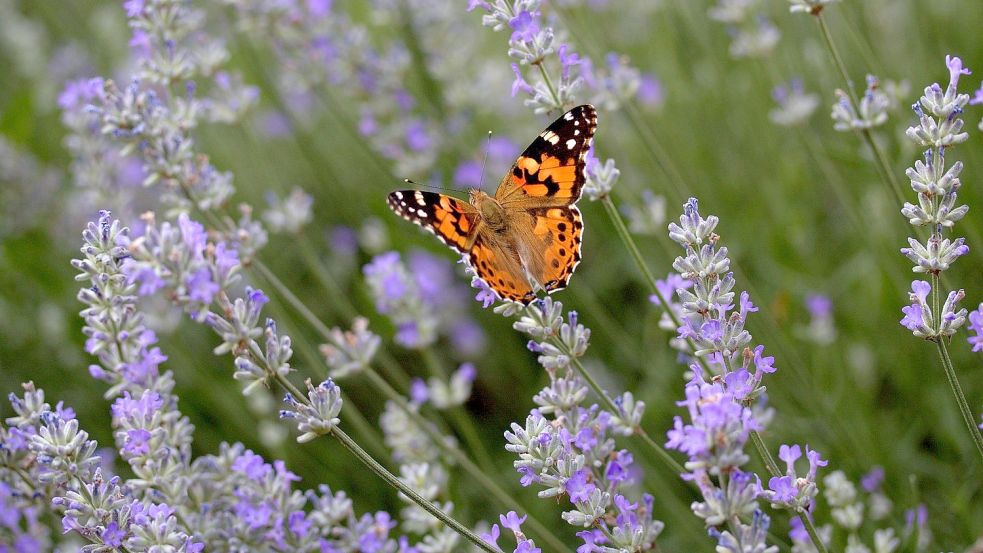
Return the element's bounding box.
[386,190,479,254]
[496,104,597,208]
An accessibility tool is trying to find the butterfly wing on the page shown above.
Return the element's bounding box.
[467,233,536,304]
[522,205,584,293]
[495,104,597,209]
[386,190,479,254]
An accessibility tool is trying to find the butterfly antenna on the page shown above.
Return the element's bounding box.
[477,130,493,190]
[404,178,461,195]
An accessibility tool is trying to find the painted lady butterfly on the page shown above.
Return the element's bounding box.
[387,104,596,304]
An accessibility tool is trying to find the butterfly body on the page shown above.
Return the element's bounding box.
[388,104,596,304]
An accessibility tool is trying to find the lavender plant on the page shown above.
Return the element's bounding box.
[503,298,665,551]
[897,56,983,461]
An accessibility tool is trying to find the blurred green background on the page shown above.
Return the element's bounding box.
[2,0,983,550]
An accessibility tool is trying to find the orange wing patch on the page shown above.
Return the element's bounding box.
[468,235,536,304]
[387,190,478,254]
[497,104,597,207]
[529,206,583,292]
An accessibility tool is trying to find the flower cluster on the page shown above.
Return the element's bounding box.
[2,383,203,552]
[363,250,486,354]
[472,0,586,113]
[770,79,820,127]
[761,445,826,512]
[708,0,781,60]
[482,511,543,553]
[503,298,662,551]
[473,0,657,113]
[663,198,809,551]
[320,317,383,379]
[898,56,971,341]
[263,187,314,235]
[63,0,258,219]
[831,75,891,132]
[667,199,777,392]
[784,467,916,553]
[281,379,344,443]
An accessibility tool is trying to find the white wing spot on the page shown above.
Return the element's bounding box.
[395,191,404,199]
[414,191,426,206]
[542,130,560,145]
[574,129,580,136]
[564,112,574,121]
[566,139,576,149]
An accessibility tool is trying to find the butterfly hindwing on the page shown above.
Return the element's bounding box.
[497,104,597,207]
[386,190,478,254]
[527,205,584,292]
[468,234,536,304]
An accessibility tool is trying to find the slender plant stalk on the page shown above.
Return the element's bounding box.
[419,348,497,473]
[332,426,501,553]
[360,368,570,552]
[814,12,905,205]
[749,429,782,478]
[798,508,830,553]
[563,345,686,475]
[935,339,983,462]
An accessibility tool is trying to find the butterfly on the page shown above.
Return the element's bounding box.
[387,104,596,304]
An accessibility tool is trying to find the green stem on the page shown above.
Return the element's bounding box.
[360,368,570,552]
[332,426,502,553]
[419,348,497,474]
[749,430,781,478]
[566,352,686,476]
[815,13,905,204]
[534,63,561,111]
[798,507,830,553]
[815,13,858,105]
[935,339,983,462]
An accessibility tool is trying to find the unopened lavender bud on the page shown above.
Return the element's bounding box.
[281,379,343,443]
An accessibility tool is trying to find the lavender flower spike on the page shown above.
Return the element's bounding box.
[898,56,972,341]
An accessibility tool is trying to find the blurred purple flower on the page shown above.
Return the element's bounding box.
[968,303,983,352]
[454,160,484,189]
[637,74,664,107]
